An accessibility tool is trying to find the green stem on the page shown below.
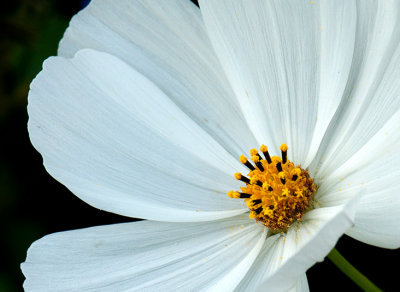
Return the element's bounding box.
[327,248,382,292]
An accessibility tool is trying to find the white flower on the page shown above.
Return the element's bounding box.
[22,0,400,291]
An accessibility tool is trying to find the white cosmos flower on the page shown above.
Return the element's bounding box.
[22,0,400,291]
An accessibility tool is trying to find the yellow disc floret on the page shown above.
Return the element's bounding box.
[228,143,317,231]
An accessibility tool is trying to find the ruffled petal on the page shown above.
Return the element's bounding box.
[235,202,356,291]
[28,49,247,222]
[22,216,266,291]
[257,203,356,291]
[200,0,356,164]
[58,0,257,157]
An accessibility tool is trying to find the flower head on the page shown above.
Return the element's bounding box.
[231,144,317,231]
[22,0,400,291]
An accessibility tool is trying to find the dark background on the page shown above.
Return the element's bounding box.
[0,1,398,291]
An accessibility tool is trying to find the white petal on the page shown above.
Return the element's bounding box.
[200,0,356,164]
[304,0,357,166]
[28,49,247,222]
[309,1,400,177]
[289,274,309,292]
[58,0,258,157]
[21,216,266,291]
[235,202,357,291]
[318,110,400,248]
[257,203,356,291]
[345,183,400,249]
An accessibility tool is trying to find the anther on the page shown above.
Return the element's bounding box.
[292,174,298,181]
[276,162,283,172]
[262,182,274,191]
[252,199,262,205]
[250,149,262,161]
[279,173,286,184]
[250,177,263,187]
[260,144,272,164]
[255,207,263,214]
[234,173,250,184]
[263,182,274,192]
[239,192,252,198]
[240,155,255,171]
[269,205,274,209]
[280,143,288,164]
[251,155,265,172]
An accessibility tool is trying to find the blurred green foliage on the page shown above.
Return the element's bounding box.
[0,1,73,117]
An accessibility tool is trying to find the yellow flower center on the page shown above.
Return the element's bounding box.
[227,144,317,231]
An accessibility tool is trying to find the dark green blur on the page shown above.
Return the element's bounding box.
[0,1,82,290]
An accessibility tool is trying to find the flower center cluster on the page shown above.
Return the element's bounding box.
[228,144,317,231]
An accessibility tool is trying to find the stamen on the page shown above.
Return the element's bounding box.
[250,149,262,161]
[239,192,252,198]
[276,162,283,172]
[280,143,288,164]
[251,155,265,172]
[234,173,250,184]
[262,183,274,192]
[228,143,317,232]
[260,144,272,164]
[257,181,263,187]
[252,199,262,205]
[240,155,255,171]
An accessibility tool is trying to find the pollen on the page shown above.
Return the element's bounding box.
[228,144,317,231]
